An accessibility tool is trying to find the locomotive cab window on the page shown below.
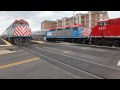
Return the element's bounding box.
[97,22,101,26]
[104,22,107,26]
[74,27,78,31]
[98,21,107,26]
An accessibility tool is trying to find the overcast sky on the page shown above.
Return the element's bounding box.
[0,11,120,35]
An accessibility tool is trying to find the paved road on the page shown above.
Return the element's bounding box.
[0,38,6,45]
[21,42,120,79]
[1,41,120,79]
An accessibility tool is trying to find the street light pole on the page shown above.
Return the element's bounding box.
[88,11,92,43]
[73,11,75,25]
[56,19,58,28]
[89,11,91,29]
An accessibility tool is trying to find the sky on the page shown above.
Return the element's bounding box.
[0,11,120,35]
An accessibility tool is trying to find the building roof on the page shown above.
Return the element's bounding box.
[89,11,107,14]
[41,20,56,23]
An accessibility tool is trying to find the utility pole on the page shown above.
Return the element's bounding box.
[56,20,58,28]
[73,11,75,25]
[88,11,91,30]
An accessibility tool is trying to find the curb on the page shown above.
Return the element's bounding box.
[78,44,120,50]
[0,39,12,46]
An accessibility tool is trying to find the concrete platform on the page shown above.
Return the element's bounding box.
[0,38,6,45]
[31,40,44,44]
[0,39,12,47]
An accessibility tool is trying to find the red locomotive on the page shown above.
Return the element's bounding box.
[90,18,120,47]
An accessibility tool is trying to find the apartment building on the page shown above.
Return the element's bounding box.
[56,17,71,27]
[74,11,108,28]
[41,11,108,30]
[56,19,62,27]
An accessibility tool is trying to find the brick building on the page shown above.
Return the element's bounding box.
[41,20,57,30]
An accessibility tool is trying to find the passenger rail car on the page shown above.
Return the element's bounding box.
[1,19,32,45]
[32,30,47,41]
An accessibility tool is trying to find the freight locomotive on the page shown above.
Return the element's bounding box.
[1,19,32,45]
[90,18,120,47]
[45,18,120,47]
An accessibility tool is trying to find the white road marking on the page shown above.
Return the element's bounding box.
[81,47,88,49]
[32,40,44,44]
[34,46,120,71]
[0,39,12,46]
[63,51,71,53]
[0,50,24,56]
[0,50,15,55]
[43,47,49,48]
[117,60,120,66]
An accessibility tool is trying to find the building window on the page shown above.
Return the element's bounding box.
[82,20,84,22]
[95,14,99,17]
[100,14,103,17]
[92,14,95,18]
[74,27,78,31]
[91,19,95,22]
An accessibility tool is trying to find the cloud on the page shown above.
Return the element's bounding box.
[108,11,120,18]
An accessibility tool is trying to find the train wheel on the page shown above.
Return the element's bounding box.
[103,41,111,47]
[15,38,22,45]
[85,39,89,44]
[94,40,99,45]
[26,38,31,45]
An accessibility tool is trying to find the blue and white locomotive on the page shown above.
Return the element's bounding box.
[46,24,88,43]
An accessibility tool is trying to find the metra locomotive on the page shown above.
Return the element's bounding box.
[46,18,120,47]
[1,19,32,45]
[46,24,86,43]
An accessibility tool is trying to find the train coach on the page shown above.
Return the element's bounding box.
[1,19,32,45]
[32,30,47,41]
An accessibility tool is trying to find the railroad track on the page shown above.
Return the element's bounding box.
[20,46,107,79]
[48,41,120,50]
[18,42,120,79]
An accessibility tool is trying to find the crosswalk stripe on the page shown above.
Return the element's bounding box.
[0,50,23,56]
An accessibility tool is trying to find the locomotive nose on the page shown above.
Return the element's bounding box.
[14,26,31,36]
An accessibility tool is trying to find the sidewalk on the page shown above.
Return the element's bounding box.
[0,39,12,46]
[31,40,44,44]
